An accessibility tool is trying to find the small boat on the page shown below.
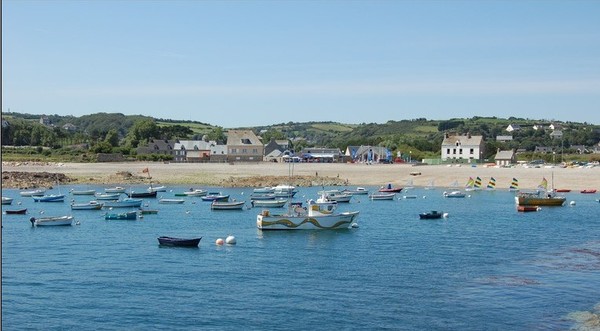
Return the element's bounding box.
[148,185,167,193]
[253,187,275,194]
[369,192,396,200]
[159,198,185,204]
[105,211,137,220]
[71,189,96,195]
[19,189,46,197]
[419,211,444,219]
[105,186,126,193]
[201,193,230,202]
[517,205,540,212]
[103,198,143,208]
[127,191,157,198]
[378,184,403,193]
[139,209,159,215]
[157,236,202,247]
[581,189,597,194]
[317,190,352,203]
[211,200,246,210]
[71,201,104,210]
[95,193,122,200]
[403,195,418,199]
[443,191,466,198]
[183,189,207,197]
[32,194,65,202]
[5,208,27,215]
[2,196,14,205]
[515,191,565,206]
[341,187,369,195]
[555,189,571,193]
[30,215,73,226]
[251,199,288,208]
[256,199,359,230]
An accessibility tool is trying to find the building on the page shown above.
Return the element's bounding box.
[173,139,226,162]
[496,135,513,142]
[441,133,484,162]
[550,130,563,140]
[534,146,553,154]
[62,123,77,132]
[494,149,516,166]
[300,147,343,163]
[345,145,392,163]
[136,139,178,157]
[226,130,263,162]
[505,124,521,132]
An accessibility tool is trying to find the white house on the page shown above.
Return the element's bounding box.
[441,133,484,162]
[506,124,521,132]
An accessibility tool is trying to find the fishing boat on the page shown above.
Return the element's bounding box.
[5,208,27,215]
[517,205,540,212]
[516,177,566,207]
[341,187,369,195]
[30,215,73,226]
[95,193,122,200]
[256,199,359,230]
[19,189,46,197]
[71,201,104,210]
[71,189,96,195]
[103,198,143,208]
[443,190,466,198]
[211,200,246,210]
[105,211,137,220]
[2,196,14,205]
[127,190,157,198]
[157,236,202,247]
[419,210,444,219]
[105,186,126,193]
[378,184,403,193]
[201,193,230,202]
[369,192,396,200]
[32,194,65,202]
[250,199,288,208]
[159,198,185,204]
[183,189,207,197]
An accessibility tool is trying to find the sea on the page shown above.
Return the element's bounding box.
[2,184,600,331]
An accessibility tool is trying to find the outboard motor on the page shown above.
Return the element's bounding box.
[30,217,36,226]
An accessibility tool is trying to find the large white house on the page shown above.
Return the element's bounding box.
[441,133,484,162]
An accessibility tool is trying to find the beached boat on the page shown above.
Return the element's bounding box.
[211,200,246,210]
[2,196,14,205]
[378,184,403,193]
[419,211,444,219]
[95,193,122,200]
[369,192,396,200]
[581,189,597,194]
[71,201,104,210]
[105,211,137,220]
[103,198,143,208]
[159,198,185,204]
[201,193,230,202]
[251,199,288,208]
[443,191,466,198]
[5,208,27,215]
[517,205,540,212]
[19,189,46,197]
[30,215,73,226]
[105,186,126,193]
[341,187,369,195]
[183,189,207,197]
[256,199,359,230]
[127,191,157,198]
[157,236,202,247]
[71,189,96,195]
[32,194,65,202]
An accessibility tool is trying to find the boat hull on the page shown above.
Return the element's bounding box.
[105,211,138,220]
[515,196,565,206]
[103,199,143,208]
[257,211,359,230]
[71,202,103,210]
[211,201,245,210]
[31,216,73,226]
[251,199,287,208]
[32,194,65,202]
[369,193,396,200]
[158,236,202,247]
[5,208,27,215]
[127,191,157,198]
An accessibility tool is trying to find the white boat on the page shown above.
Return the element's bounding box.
[251,199,288,208]
[148,185,167,193]
[159,198,185,204]
[105,186,126,193]
[95,193,122,200]
[211,200,246,210]
[103,198,143,208]
[403,195,418,199]
[369,192,396,200]
[19,189,46,197]
[2,196,14,205]
[341,187,369,195]
[71,189,96,195]
[317,190,352,203]
[71,201,104,210]
[183,189,207,197]
[253,187,275,194]
[250,193,277,201]
[256,199,359,230]
[32,194,65,202]
[443,190,466,198]
[30,215,73,226]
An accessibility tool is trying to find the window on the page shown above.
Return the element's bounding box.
[242,149,247,153]
[231,148,237,154]
[470,148,474,154]
[453,149,456,154]
[459,149,463,154]
[447,148,450,154]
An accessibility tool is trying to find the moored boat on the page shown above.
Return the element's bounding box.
[211,200,245,210]
[32,194,65,202]
[2,196,14,205]
[95,193,122,200]
[159,198,185,204]
[517,205,540,212]
[555,189,571,193]
[251,199,288,208]
[183,189,207,197]
[369,192,396,200]
[105,186,126,193]
[201,193,230,202]
[148,185,167,193]
[443,191,466,198]
[341,187,369,195]
[71,201,104,210]
[256,199,359,230]
[515,191,565,206]
[71,189,96,195]
[581,189,597,194]
[30,215,73,226]
[127,191,157,198]
[378,184,403,193]
[158,236,202,247]
[5,208,27,215]
[19,189,46,197]
[103,198,143,208]
[105,211,137,220]
[419,211,444,219]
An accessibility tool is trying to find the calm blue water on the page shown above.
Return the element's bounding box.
[2,185,600,330]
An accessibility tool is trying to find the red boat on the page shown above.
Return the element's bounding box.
[517,205,540,212]
[378,184,403,193]
[555,189,571,193]
[581,189,597,194]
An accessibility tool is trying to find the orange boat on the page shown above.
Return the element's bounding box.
[517,205,540,212]
[555,189,571,193]
[581,189,597,194]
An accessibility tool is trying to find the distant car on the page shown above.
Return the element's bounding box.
[378,159,392,164]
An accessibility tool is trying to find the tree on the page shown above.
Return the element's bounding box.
[125,119,159,148]
[104,129,119,147]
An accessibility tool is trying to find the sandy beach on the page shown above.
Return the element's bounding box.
[2,161,599,191]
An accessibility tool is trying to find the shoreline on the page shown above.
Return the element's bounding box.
[2,161,599,190]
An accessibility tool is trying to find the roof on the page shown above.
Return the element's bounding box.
[226,130,262,146]
[175,140,219,150]
[495,150,515,160]
[442,134,483,146]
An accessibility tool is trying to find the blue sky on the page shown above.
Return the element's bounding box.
[3,0,600,127]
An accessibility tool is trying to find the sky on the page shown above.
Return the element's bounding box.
[2,0,600,127]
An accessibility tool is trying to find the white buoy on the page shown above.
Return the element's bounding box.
[225,235,236,245]
[40,210,44,214]
[443,213,449,218]
[75,221,81,225]
[351,223,359,228]
[569,201,576,206]
[423,196,426,199]
[17,201,22,205]
[216,238,224,246]
[185,210,190,214]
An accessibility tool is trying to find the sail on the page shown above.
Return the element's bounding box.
[509,178,519,191]
[486,177,496,190]
[465,177,475,189]
[537,177,548,191]
[474,177,483,189]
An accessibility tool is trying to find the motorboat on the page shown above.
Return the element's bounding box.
[30,215,73,226]
[71,201,104,210]
[256,199,359,230]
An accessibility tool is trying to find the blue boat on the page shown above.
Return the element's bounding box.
[105,211,137,220]
[103,198,143,208]
[32,194,65,202]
